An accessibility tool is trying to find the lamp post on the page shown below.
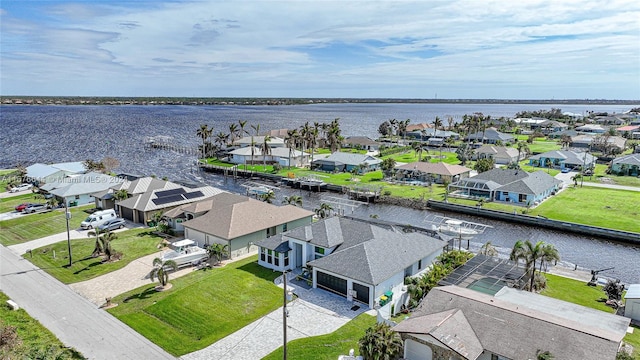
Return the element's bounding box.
[283,270,289,360]
[65,201,72,267]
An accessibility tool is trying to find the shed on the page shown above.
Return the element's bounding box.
[624,284,640,321]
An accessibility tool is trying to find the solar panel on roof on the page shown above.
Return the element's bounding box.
[155,188,186,198]
[152,194,185,205]
[183,191,204,199]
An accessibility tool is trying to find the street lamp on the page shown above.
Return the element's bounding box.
[65,201,72,267]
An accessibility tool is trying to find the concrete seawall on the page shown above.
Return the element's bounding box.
[426,200,640,246]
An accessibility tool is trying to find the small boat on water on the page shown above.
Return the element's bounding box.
[433,219,478,240]
[161,239,208,266]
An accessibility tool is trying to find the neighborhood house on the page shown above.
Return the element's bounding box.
[311,152,382,173]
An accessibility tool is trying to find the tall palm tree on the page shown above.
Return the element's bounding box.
[327,118,342,153]
[516,140,530,165]
[479,241,498,256]
[87,229,117,260]
[282,195,303,207]
[314,203,333,218]
[196,124,212,159]
[433,116,444,161]
[214,132,229,154]
[149,258,178,288]
[510,240,558,291]
[207,243,230,265]
[284,129,298,169]
[88,227,105,257]
[228,123,238,146]
[261,134,272,171]
[544,158,552,173]
[259,191,275,204]
[358,323,403,360]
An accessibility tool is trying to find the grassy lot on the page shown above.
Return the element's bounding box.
[0,168,19,193]
[0,291,85,359]
[262,313,376,360]
[107,255,282,356]
[0,205,93,246]
[0,192,38,213]
[541,273,640,359]
[587,163,640,187]
[27,228,164,284]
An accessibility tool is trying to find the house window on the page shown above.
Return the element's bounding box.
[267,249,273,264]
[282,223,288,232]
[519,193,527,203]
[314,246,325,260]
[274,255,280,266]
[284,251,289,267]
[418,259,422,270]
[75,195,80,200]
[260,248,266,262]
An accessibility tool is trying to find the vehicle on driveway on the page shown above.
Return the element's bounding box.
[561,168,571,173]
[96,218,127,232]
[10,183,33,193]
[80,209,117,229]
[15,203,35,212]
[23,204,48,213]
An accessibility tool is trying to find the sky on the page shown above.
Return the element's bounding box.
[1,0,639,99]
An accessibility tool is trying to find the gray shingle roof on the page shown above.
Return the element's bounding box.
[464,127,514,142]
[255,233,291,253]
[306,219,446,285]
[497,171,562,195]
[311,152,382,167]
[612,153,640,167]
[529,150,595,166]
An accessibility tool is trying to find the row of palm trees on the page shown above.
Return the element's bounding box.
[196,118,344,168]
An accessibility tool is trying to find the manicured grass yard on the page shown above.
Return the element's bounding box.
[0,192,37,213]
[107,255,282,356]
[27,228,164,284]
[262,313,376,360]
[0,291,85,359]
[542,273,640,359]
[0,168,19,193]
[0,205,92,246]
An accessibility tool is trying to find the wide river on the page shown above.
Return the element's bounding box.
[1,103,639,283]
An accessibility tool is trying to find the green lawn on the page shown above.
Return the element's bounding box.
[262,313,376,360]
[0,291,85,359]
[0,205,92,246]
[0,169,19,193]
[0,192,38,213]
[27,228,164,284]
[541,273,640,359]
[108,255,282,356]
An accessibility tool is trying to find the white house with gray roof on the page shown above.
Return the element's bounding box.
[40,171,124,207]
[528,150,596,171]
[611,153,640,176]
[311,152,382,173]
[449,168,562,206]
[255,217,446,309]
[26,161,87,186]
[463,127,514,145]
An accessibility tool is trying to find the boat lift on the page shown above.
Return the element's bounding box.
[321,196,369,216]
[241,181,280,197]
[424,214,492,250]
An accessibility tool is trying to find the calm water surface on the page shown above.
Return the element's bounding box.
[1,103,638,283]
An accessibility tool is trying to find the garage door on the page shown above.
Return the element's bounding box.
[316,271,347,297]
[405,339,432,360]
[352,282,370,305]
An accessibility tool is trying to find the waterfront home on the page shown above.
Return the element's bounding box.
[533,119,569,135]
[342,136,381,152]
[610,153,640,176]
[528,150,596,171]
[311,151,382,173]
[406,128,460,142]
[181,192,313,259]
[616,125,640,139]
[473,144,520,164]
[232,135,285,148]
[92,176,179,210]
[570,135,626,153]
[228,146,309,167]
[575,124,606,134]
[254,217,446,310]
[448,168,562,205]
[25,161,86,186]
[547,129,577,139]
[116,183,224,224]
[406,123,433,132]
[394,285,631,360]
[463,127,514,145]
[394,162,471,184]
[40,171,124,207]
[624,284,640,322]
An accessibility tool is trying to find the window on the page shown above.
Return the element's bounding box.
[274,255,279,266]
[284,251,289,267]
[282,223,288,232]
[418,259,422,270]
[267,249,273,264]
[314,246,325,260]
[75,195,80,200]
[260,248,266,262]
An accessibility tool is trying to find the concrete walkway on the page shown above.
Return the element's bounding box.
[181,273,369,360]
[0,245,176,359]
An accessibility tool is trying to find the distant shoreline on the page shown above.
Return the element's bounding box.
[1,96,639,107]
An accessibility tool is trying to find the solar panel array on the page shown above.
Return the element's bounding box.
[155,188,186,198]
[152,194,184,205]
[151,189,206,205]
[183,191,204,199]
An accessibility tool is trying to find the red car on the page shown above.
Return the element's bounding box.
[15,203,34,212]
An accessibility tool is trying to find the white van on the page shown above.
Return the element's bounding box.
[81,209,117,230]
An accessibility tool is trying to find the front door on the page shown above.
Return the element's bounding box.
[295,243,303,268]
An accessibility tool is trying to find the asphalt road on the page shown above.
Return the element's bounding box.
[0,245,176,360]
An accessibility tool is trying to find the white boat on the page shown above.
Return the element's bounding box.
[433,219,478,240]
[161,239,208,266]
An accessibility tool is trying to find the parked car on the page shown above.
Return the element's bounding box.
[96,218,127,232]
[23,204,47,213]
[15,203,35,212]
[561,168,571,173]
[10,183,33,193]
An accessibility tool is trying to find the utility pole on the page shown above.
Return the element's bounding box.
[283,270,288,360]
[65,201,72,267]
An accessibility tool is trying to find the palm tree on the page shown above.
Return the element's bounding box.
[87,228,117,260]
[479,241,498,256]
[261,134,272,171]
[544,158,552,173]
[214,132,229,155]
[207,243,230,265]
[88,227,105,257]
[536,350,555,360]
[259,191,275,204]
[196,124,212,159]
[314,203,333,218]
[411,141,423,161]
[516,140,530,164]
[327,118,342,153]
[510,240,559,291]
[228,123,238,146]
[380,157,397,178]
[282,195,303,207]
[284,129,298,169]
[358,322,403,360]
[149,258,178,289]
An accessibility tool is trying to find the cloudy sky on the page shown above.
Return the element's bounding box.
[1,0,639,99]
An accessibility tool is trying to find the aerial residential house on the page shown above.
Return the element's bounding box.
[534,120,569,135]
[624,284,640,322]
[92,176,175,210]
[181,192,314,259]
[528,150,596,171]
[394,285,631,360]
[343,136,381,152]
[40,171,124,207]
[547,129,577,139]
[232,135,285,148]
[616,125,640,139]
[25,161,87,186]
[610,153,640,176]
[463,127,514,145]
[406,128,460,142]
[448,168,562,205]
[116,182,224,224]
[570,135,626,153]
[593,115,626,126]
[311,152,382,173]
[395,162,471,184]
[473,145,520,164]
[575,124,606,134]
[228,146,309,167]
[406,123,433,132]
[254,217,446,309]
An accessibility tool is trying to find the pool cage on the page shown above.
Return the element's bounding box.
[438,254,528,295]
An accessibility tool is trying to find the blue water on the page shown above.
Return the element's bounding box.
[1,103,639,283]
